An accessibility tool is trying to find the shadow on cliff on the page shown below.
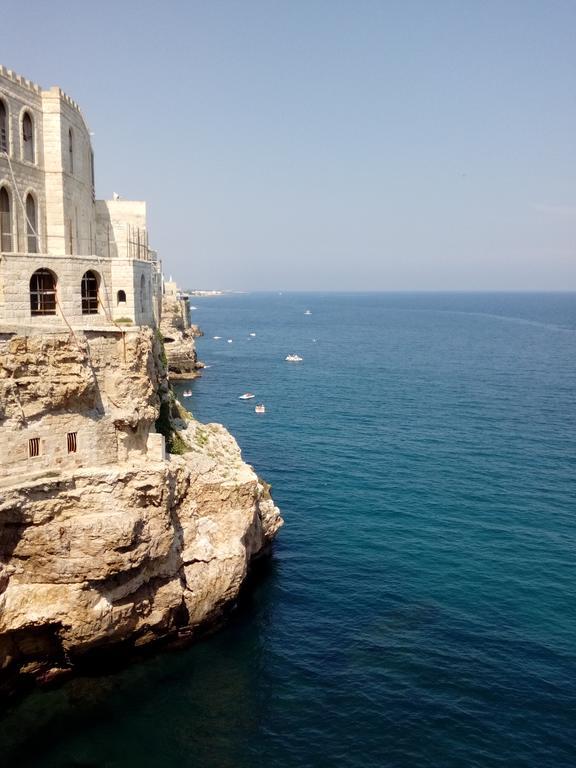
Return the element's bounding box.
[0,551,281,766]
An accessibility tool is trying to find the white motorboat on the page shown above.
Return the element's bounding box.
[304,310,312,315]
[285,354,303,362]
[182,390,192,398]
[213,336,221,340]
[239,393,255,400]
[249,333,256,337]
[255,404,266,414]
[227,339,233,343]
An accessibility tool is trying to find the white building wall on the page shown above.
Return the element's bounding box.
[0,66,162,331]
[0,68,47,255]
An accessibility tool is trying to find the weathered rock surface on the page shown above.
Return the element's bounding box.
[0,327,282,690]
[160,292,203,379]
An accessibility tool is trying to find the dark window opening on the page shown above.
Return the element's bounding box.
[140,274,146,314]
[67,432,77,453]
[68,128,74,174]
[117,289,126,304]
[81,270,99,315]
[0,187,11,252]
[0,100,8,154]
[28,437,40,458]
[26,193,38,253]
[22,112,34,163]
[30,268,57,316]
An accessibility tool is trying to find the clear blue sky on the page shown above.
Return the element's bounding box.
[3,0,576,290]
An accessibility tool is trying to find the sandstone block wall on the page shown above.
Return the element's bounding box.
[0,327,163,484]
[0,66,162,332]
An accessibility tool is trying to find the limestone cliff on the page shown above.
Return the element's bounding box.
[160,291,203,379]
[0,327,282,691]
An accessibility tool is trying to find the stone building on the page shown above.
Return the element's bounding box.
[0,65,167,481]
[0,65,161,331]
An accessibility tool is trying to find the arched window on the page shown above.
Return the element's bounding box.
[26,194,38,253]
[117,289,127,304]
[30,269,57,316]
[22,112,34,163]
[81,270,99,315]
[0,187,12,252]
[140,274,146,314]
[68,128,74,174]
[0,100,8,154]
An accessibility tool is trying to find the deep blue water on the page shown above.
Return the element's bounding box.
[2,292,576,767]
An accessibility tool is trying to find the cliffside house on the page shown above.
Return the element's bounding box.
[0,65,162,331]
[0,66,167,481]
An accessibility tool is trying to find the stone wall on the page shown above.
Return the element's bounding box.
[0,327,162,484]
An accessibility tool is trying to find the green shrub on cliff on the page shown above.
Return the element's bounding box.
[155,398,190,455]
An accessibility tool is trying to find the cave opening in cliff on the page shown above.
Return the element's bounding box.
[81,270,99,315]
[30,268,57,316]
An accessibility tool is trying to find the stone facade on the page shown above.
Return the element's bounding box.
[0,65,161,330]
[0,328,161,485]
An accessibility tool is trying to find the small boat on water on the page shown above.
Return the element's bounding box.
[304,310,312,315]
[239,393,255,400]
[255,404,266,414]
[213,336,221,340]
[182,390,192,398]
[249,332,256,337]
[227,339,233,343]
[285,354,303,362]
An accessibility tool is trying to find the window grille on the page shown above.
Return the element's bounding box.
[0,100,8,154]
[30,269,57,316]
[67,432,77,453]
[0,187,11,252]
[81,271,99,315]
[28,437,40,457]
[22,112,34,163]
[26,194,38,253]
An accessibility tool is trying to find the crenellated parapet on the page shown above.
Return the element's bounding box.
[0,64,41,95]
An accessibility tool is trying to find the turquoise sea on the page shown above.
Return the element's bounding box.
[2,292,576,767]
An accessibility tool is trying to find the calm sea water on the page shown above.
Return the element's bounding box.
[2,292,576,768]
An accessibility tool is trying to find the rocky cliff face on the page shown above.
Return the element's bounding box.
[0,327,282,692]
[160,293,203,379]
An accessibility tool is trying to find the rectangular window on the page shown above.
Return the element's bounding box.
[67,432,77,453]
[28,437,40,457]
